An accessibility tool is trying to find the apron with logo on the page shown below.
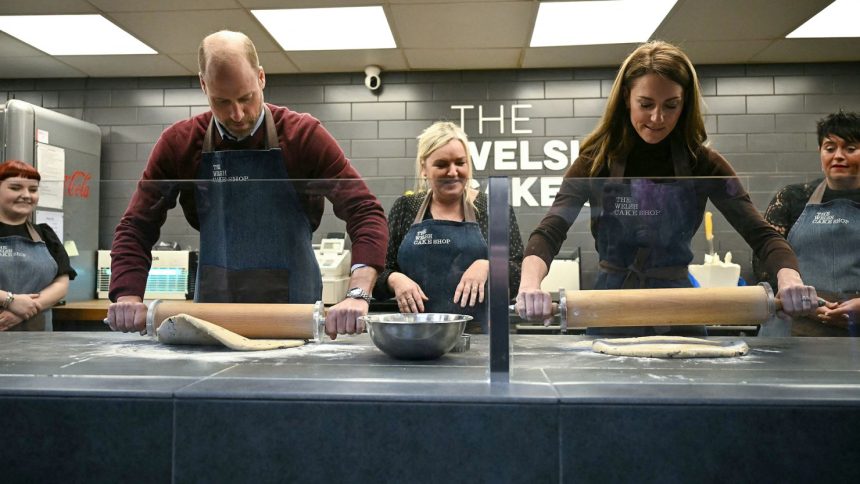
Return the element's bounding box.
[787,181,860,336]
[397,193,488,331]
[0,223,58,331]
[194,105,321,303]
[591,139,703,336]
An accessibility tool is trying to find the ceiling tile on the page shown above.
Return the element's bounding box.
[751,39,860,63]
[237,0,376,7]
[390,2,536,49]
[89,0,240,12]
[108,10,281,54]
[0,0,95,14]
[0,56,86,78]
[522,45,638,69]
[0,32,45,57]
[57,54,192,77]
[657,0,834,40]
[678,40,774,64]
[0,0,857,78]
[287,49,408,73]
[405,48,522,70]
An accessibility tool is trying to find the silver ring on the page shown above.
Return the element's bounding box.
[801,296,811,302]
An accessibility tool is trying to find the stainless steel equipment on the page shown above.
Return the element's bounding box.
[359,313,472,360]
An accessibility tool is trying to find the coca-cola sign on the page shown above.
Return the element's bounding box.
[64,170,91,199]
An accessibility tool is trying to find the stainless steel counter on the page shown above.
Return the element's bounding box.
[2,332,860,483]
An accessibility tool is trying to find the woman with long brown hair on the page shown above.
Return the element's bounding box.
[516,41,817,335]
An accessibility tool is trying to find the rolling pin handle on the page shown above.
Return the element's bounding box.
[759,282,777,316]
[559,288,567,334]
[312,300,325,343]
[145,299,163,338]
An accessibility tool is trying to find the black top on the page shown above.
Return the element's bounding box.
[0,221,77,280]
[763,178,860,239]
[374,191,524,300]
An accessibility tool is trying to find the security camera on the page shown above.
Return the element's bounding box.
[364,65,382,91]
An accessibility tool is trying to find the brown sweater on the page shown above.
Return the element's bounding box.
[525,139,798,279]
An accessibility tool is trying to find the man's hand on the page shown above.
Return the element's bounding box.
[324,266,377,340]
[325,298,369,340]
[107,295,148,334]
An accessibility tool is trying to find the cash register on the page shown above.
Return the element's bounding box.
[314,236,351,304]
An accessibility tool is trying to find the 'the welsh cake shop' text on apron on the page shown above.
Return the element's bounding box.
[0,222,58,331]
[396,193,488,331]
[194,105,321,304]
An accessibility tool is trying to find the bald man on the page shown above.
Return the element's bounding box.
[107,31,388,339]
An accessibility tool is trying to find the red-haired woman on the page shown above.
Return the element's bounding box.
[0,160,76,330]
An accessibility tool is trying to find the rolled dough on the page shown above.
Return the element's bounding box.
[576,336,749,358]
[156,313,305,351]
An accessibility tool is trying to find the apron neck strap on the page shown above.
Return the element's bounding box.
[808,180,828,205]
[413,191,477,225]
[25,222,43,243]
[202,104,278,153]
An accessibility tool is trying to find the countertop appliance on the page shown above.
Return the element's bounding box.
[314,237,351,304]
[97,250,197,300]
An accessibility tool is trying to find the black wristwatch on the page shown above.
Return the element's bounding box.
[345,287,372,303]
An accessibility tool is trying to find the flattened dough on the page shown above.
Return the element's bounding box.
[578,336,748,358]
[156,313,305,351]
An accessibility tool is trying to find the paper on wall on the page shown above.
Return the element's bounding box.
[35,210,64,243]
[35,143,65,209]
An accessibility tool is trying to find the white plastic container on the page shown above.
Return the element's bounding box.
[688,252,741,288]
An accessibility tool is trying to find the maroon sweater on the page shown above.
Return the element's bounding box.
[109,103,388,301]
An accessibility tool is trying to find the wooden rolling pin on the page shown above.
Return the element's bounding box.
[145,300,326,341]
[560,285,775,328]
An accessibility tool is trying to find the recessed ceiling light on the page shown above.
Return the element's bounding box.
[0,15,156,55]
[530,0,678,47]
[252,6,396,51]
[787,0,860,38]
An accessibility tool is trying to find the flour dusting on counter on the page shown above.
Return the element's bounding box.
[80,340,372,363]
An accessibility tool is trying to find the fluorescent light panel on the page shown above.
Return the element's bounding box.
[787,0,860,38]
[252,6,396,51]
[0,15,155,55]
[531,0,677,47]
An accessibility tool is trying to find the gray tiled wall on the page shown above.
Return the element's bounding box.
[3,62,859,288]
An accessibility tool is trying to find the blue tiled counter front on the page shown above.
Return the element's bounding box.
[1,332,859,483]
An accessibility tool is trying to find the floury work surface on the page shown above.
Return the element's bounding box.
[1,332,860,483]
[1,333,860,405]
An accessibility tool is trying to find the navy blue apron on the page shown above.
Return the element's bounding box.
[0,222,58,331]
[591,138,704,336]
[787,181,860,336]
[397,192,488,332]
[194,105,321,303]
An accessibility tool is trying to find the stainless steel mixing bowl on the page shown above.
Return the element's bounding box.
[359,313,472,360]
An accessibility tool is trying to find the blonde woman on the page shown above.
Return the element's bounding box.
[374,121,523,332]
[516,41,817,335]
